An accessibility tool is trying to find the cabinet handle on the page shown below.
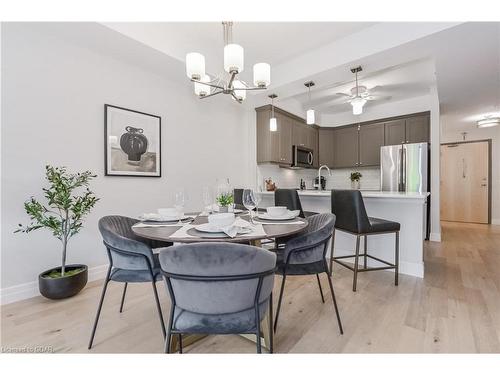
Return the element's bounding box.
[359,161,363,165]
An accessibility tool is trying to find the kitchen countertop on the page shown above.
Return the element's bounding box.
[258,190,430,200]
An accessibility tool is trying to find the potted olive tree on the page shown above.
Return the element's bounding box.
[16,165,99,300]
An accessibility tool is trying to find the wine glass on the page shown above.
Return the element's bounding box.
[202,186,213,215]
[242,189,257,223]
[254,191,262,217]
[174,189,185,224]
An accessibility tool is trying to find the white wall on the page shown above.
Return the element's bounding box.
[1,24,252,303]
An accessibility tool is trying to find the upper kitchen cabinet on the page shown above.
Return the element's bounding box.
[406,115,430,143]
[256,105,317,166]
[332,126,359,168]
[384,119,406,145]
[384,113,430,145]
[318,128,335,167]
[359,122,385,166]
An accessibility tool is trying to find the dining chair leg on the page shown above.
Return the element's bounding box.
[119,282,128,313]
[151,281,166,338]
[395,231,400,286]
[164,304,175,353]
[326,271,344,335]
[178,334,183,354]
[273,275,287,333]
[329,229,336,276]
[268,292,274,354]
[353,235,361,292]
[88,268,111,350]
[316,274,325,303]
[363,235,368,269]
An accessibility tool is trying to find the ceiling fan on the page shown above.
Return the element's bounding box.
[335,66,389,115]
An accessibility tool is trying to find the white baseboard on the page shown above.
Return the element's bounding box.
[491,219,500,226]
[429,232,441,242]
[0,264,108,306]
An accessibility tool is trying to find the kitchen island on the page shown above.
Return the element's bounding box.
[258,190,429,278]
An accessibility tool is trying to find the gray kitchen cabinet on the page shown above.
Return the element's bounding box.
[406,115,430,143]
[278,113,293,164]
[384,119,406,145]
[318,128,335,167]
[292,120,308,147]
[359,122,385,166]
[256,108,280,163]
[332,126,359,168]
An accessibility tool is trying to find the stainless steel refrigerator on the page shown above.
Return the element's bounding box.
[380,142,429,193]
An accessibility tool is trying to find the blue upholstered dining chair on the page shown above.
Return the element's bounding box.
[159,242,277,354]
[88,215,172,349]
[273,213,343,335]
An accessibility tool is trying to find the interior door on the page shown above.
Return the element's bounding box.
[440,141,489,223]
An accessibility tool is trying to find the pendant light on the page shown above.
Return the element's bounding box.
[304,81,315,125]
[269,94,278,132]
[351,66,366,115]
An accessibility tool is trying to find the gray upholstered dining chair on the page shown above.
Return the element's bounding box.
[159,242,277,354]
[273,213,343,335]
[233,188,246,210]
[88,215,172,349]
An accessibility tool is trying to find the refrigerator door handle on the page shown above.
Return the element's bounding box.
[402,146,407,191]
[398,147,403,191]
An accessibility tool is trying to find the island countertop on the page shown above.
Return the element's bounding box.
[258,190,430,200]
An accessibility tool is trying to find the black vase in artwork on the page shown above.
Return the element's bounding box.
[120,126,148,162]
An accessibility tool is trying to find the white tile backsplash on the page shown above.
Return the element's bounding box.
[257,164,381,191]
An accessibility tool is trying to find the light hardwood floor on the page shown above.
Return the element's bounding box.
[2,221,500,353]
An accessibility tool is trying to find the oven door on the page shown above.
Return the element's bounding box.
[293,146,313,168]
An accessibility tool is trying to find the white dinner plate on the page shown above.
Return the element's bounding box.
[194,223,252,234]
[257,211,299,221]
[213,208,244,214]
[139,214,191,222]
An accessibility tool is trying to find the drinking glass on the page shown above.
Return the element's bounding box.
[254,192,262,217]
[242,189,257,223]
[202,186,213,215]
[174,189,186,224]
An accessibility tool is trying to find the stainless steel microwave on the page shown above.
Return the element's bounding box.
[292,145,314,168]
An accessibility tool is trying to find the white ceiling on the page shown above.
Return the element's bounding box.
[104,22,376,73]
[292,59,436,114]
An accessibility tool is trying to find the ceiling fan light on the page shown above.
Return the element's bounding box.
[351,97,366,115]
[306,109,315,125]
[194,75,211,97]
[477,117,500,128]
[224,44,244,74]
[253,63,270,88]
[186,52,205,81]
[233,80,246,101]
[270,117,277,132]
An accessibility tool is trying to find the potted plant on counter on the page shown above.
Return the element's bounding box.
[350,171,362,190]
[16,165,99,300]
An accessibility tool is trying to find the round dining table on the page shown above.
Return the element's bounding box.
[131,211,309,247]
[131,211,309,353]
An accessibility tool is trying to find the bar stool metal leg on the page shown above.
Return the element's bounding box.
[363,235,368,269]
[395,231,400,286]
[353,235,361,292]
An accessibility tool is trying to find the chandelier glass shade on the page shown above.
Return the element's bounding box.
[306,109,315,125]
[186,22,270,103]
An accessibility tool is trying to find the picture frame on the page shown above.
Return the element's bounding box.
[104,104,161,177]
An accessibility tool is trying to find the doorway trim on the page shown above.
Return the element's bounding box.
[440,139,492,224]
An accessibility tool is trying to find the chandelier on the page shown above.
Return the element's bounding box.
[185,21,271,103]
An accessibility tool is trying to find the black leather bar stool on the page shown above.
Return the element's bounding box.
[329,190,400,292]
[274,189,317,218]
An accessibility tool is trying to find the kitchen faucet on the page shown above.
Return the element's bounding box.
[318,165,331,190]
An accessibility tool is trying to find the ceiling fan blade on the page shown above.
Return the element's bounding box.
[335,92,352,97]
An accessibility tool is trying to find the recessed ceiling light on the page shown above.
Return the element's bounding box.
[477,116,500,128]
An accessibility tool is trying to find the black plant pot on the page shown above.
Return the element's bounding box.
[38,264,88,300]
